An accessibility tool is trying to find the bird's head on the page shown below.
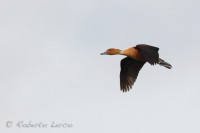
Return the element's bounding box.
[100,48,121,55]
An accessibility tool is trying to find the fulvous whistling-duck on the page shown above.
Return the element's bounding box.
[101,44,172,92]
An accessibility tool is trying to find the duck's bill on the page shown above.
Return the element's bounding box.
[100,52,107,55]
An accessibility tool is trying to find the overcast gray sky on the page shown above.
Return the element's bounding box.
[0,0,200,133]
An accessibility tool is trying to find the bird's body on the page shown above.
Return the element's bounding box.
[101,44,172,92]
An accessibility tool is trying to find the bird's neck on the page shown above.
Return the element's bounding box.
[120,48,143,60]
[120,48,135,56]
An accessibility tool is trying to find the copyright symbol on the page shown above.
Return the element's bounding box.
[6,121,13,128]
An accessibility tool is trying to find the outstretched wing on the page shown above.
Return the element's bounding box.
[120,57,145,92]
[136,44,159,65]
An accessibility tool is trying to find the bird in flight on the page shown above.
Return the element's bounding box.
[100,44,172,92]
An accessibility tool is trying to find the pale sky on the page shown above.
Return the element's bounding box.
[0,0,200,133]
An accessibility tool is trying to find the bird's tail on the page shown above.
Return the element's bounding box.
[158,58,172,69]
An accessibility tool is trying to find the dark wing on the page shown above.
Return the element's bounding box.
[136,44,159,65]
[120,57,145,92]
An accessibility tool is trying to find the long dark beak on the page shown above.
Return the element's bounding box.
[100,52,107,55]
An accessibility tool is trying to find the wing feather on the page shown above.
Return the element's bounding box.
[136,44,159,65]
[120,57,145,92]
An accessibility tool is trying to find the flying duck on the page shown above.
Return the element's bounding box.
[101,44,172,92]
